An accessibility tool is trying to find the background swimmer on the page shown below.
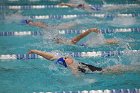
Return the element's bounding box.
[53,28,118,46]
[58,2,140,12]
[58,3,97,12]
[22,19,79,30]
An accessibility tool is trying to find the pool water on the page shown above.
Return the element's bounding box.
[0,0,140,93]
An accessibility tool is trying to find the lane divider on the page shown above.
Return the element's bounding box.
[8,0,59,2]
[0,4,139,9]
[0,31,42,36]
[0,50,139,60]
[0,28,139,36]
[26,13,140,19]
[32,88,139,93]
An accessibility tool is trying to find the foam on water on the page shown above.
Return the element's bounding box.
[85,33,106,47]
[103,4,140,10]
[5,13,29,23]
[84,78,96,84]
[110,16,136,27]
[103,64,140,74]
[69,0,86,4]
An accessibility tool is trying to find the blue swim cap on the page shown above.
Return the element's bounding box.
[20,20,31,25]
[56,57,67,67]
[20,20,28,24]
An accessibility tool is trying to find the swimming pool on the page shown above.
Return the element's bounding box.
[0,0,140,93]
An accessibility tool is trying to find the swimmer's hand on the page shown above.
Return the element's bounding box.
[28,50,34,54]
[58,3,66,6]
[89,28,100,33]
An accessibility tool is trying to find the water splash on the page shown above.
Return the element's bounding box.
[69,0,86,4]
[5,13,29,23]
[110,16,136,27]
[85,33,106,47]
[103,64,140,74]
[103,4,140,11]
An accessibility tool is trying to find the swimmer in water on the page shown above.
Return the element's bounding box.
[28,50,102,75]
[53,28,118,45]
[58,3,140,12]
[28,50,139,75]
[22,19,78,30]
[23,20,47,28]
[58,3,97,12]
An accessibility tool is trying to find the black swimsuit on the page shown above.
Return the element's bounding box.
[78,62,102,73]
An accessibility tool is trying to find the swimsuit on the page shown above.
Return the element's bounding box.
[78,62,102,73]
[56,57,102,73]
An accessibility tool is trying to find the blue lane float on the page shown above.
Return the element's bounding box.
[0,28,139,36]
[0,50,139,60]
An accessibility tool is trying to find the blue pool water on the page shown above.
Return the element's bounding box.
[0,0,140,93]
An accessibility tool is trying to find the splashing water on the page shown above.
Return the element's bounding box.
[103,64,140,74]
[110,16,136,27]
[4,13,29,23]
[69,0,86,4]
[102,4,140,11]
[85,33,106,47]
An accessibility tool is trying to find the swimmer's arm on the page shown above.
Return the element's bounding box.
[28,50,57,61]
[28,22,47,28]
[54,22,77,30]
[58,3,77,8]
[71,28,100,44]
[105,39,119,44]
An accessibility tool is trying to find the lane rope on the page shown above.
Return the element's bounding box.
[0,50,139,60]
[0,4,139,9]
[0,28,139,36]
[26,13,140,19]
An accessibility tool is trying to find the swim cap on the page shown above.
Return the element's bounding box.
[20,20,31,25]
[56,57,67,67]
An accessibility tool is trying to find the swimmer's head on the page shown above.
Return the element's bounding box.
[21,19,32,24]
[56,56,73,67]
[77,4,84,9]
[64,56,73,65]
[53,37,64,44]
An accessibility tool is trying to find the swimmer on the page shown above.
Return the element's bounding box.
[28,50,103,75]
[22,19,78,30]
[58,3,140,12]
[53,28,118,45]
[58,3,97,12]
[28,50,139,75]
[22,19,47,28]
